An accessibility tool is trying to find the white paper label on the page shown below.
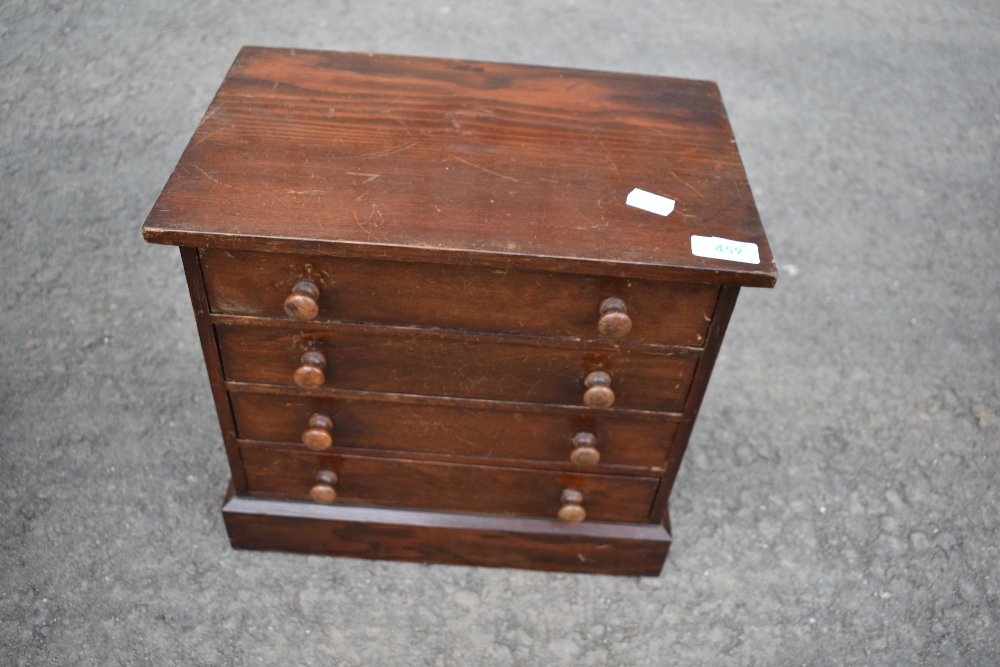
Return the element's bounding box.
[691,235,760,264]
[626,188,675,217]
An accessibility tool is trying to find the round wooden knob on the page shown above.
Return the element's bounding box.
[598,297,632,338]
[558,489,586,522]
[570,432,600,465]
[309,470,338,504]
[293,351,327,389]
[301,413,334,451]
[583,371,615,408]
[284,279,321,321]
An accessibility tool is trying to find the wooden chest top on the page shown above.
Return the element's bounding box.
[142,47,775,287]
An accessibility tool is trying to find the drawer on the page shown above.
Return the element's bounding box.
[217,323,698,413]
[231,391,677,468]
[200,248,719,347]
[239,443,660,523]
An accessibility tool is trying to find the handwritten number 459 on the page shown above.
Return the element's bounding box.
[715,244,742,256]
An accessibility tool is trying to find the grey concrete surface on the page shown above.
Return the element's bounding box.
[2,1,999,664]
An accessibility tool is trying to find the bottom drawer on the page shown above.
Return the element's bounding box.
[240,443,659,523]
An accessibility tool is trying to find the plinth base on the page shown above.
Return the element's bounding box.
[223,493,671,576]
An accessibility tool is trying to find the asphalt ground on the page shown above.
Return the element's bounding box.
[1,1,999,665]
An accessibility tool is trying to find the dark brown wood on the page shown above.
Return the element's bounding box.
[242,438,660,478]
[582,371,615,409]
[301,413,333,451]
[649,285,741,522]
[211,313,705,356]
[223,496,672,575]
[309,470,338,504]
[143,48,775,288]
[569,432,601,466]
[558,489,586,522]
[146,49,775,575]
[216,322,697,412]
[179,247,248,492]
[230,391,676,469]
[561,489,584,505]
[199,248,720,347]
[227,379,684,419]
[293,350,327,389]
[316,470,338,485]
[597,297,632,338]
[239,442,659,523]
[283,279,320,321]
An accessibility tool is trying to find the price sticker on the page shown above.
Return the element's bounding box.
[690,235,760,265]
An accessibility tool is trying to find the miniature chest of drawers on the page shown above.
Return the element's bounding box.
[142,47,775,576]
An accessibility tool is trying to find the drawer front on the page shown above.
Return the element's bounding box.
[240,444,659,522]
[217,324,698,413]
[231,392,677,468]
[200,248,719,347]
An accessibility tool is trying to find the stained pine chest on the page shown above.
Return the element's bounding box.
[142,46,775,575]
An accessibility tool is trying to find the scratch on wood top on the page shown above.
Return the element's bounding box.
[450,156,521,182]
[194,165,232,187]
[669,170,705,199]
[346,172,382,184]
[195,165,219,183]
[356,141,420,160]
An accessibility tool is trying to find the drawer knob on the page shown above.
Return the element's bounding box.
[598,297,632,338]
[293,351,327,389]
[583,371,615,408]
[284,279,321,321]
[570,432,600,465]
[558,489,586,522]
[302,413,334,451]
[309,470,339,504]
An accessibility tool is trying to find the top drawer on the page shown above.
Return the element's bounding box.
[200,249,718,347]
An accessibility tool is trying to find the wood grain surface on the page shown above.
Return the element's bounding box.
[179,247,249,492]
[200,247,720,346]
[143,48,777,574]
[223,495,671,575]
[239,443,659,523]
[215,321,698,412]
[651,285,741,522]
[229,390,677,469]
[143,47,776,287]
